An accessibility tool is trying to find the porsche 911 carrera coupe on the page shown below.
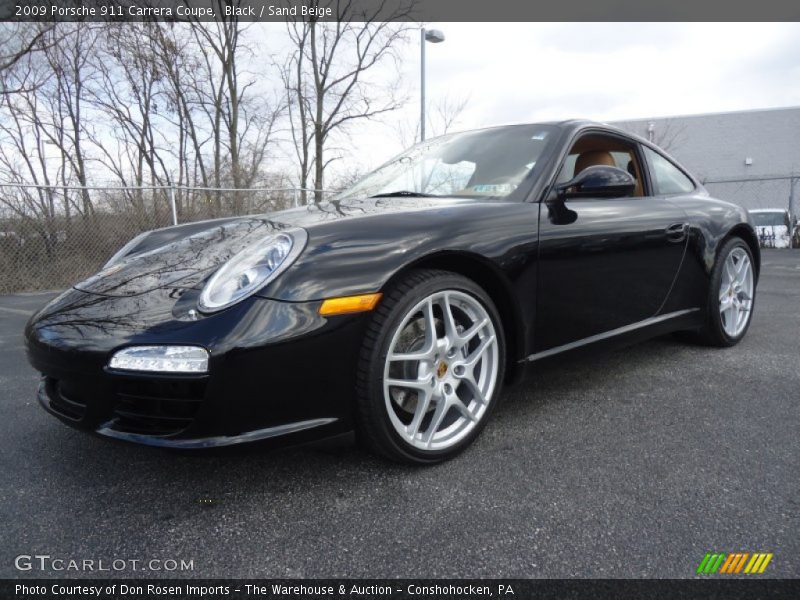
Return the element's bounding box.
[25,121,759,463]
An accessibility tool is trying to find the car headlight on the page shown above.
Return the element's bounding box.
[198,229,307,313]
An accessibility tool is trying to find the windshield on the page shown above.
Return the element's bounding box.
[750,212,788,227]
[334,125,557,201]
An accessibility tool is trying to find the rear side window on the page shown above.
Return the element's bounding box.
[643,146,695,195]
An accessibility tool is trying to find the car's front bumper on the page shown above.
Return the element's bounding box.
[26,288,368,448]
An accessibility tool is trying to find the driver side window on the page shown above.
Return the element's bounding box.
[557,134,646,197]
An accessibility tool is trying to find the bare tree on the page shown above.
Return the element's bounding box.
[151,22,232,215]
[283,1,415,202]
[620,118,688,153]
[0,23,55,94]
[0,23,98,233]
[280,22,314,203]
[85,23,176,224]
[0,18,295,293]
[395,93,470,148]
[0,78,63,255]
[190,19,245,194]
[185,11,287,215]
[1,17,285,221]
[43,23,99,219]
[432,94,469,136]
[651,119,687,153]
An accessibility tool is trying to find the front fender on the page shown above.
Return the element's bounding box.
[255,202,540,302]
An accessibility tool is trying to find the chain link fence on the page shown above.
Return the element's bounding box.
[0,184,328,295]
[702,175,797,214]
[703,175,799,248]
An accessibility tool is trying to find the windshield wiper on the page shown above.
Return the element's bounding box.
[369,190,440,198]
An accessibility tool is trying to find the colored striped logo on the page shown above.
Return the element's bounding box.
[696,552,773,574]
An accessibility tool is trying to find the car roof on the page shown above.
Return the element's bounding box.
[448,120,648,143]
[512,119,653,147]
[558,119,653,142]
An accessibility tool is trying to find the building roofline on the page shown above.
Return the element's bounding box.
[610,104,800,124]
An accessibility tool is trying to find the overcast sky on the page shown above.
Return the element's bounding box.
[411,22,800,125]
[261,22,799,176]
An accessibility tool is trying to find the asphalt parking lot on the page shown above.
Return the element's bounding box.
[1,249,798,579]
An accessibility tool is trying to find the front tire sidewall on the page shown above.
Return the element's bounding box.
[361,272,505,464]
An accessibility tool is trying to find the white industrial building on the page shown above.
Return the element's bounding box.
[614,106,799,217]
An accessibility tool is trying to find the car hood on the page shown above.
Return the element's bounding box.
[74,218,292,297]
[270,196,475,228]
[74,197,473,297]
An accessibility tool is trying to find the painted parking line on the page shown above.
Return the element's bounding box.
[0,306,34,317]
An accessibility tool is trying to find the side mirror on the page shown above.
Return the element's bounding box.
[556,165,636,199]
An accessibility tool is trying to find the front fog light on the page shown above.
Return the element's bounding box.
[109,346,209,373]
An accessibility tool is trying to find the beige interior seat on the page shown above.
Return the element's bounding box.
[574,150,616,177]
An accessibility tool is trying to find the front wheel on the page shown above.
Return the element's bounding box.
[356,269,505,464]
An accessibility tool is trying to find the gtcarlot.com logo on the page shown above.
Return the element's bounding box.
[14,554,194,572]
[697,552,773,575]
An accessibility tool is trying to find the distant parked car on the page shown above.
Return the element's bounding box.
[749,209,795,249]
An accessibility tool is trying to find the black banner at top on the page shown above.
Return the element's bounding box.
[2,0,800,22]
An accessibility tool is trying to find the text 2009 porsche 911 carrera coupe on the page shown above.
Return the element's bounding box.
[25,121,759,463]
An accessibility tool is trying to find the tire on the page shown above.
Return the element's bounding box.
[688,237,756,347]
[355,269,506,464]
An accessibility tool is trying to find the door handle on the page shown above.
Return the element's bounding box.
[666,222,688,243]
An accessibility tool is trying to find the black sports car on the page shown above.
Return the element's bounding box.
[25,121,759,464]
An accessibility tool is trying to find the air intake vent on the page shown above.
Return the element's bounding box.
[110,378,206,436]
[46,377,88,421]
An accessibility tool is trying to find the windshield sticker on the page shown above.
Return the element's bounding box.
[470,184,516,194]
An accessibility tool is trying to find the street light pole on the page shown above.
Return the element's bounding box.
[420,27,445,143]
[420,28,426,142]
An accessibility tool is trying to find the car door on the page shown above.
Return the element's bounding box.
[533,133,688,353]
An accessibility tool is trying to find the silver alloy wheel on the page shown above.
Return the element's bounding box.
[719,247,754,337]
[383,290,499,451]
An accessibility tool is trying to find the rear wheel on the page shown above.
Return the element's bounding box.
[685,237,755,346]
[356,269,505,464]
